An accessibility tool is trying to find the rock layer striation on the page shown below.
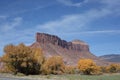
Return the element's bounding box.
[36,33,89,52]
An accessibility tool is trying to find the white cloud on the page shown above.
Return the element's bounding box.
[65,30,120,35]
[0,17,22,32]
[0,19,23,56]
[101,0,120,7]
[36,0,120,34]
[57,0,88,7]
[101,0,120,10]
[36,14,86,32]
[36,8,111,33]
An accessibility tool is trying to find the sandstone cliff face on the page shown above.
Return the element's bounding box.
[36,33,89,52]
[31,33,106,65]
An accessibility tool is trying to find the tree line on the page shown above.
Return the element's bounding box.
[0,43,120,75]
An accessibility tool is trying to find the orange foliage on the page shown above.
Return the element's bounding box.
[42,56,65,74]
[1,43,44,75]
[106,64,120,73]
[78,59,101,75]
[64,66,75,74]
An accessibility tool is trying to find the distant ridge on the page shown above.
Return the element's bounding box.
[99,54,120,62]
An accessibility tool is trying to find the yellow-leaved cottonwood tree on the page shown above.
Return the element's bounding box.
[2,43,44,75]
[78,59,101,75]
[106,64,120,73]
[42,56,65,74]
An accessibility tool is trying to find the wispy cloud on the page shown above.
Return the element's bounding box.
[36,9,111,33]
[0,17,22,32]
[36,0,120,34]
[64,30,120,35]
[57,0,88,7]
[101,0,120,14]
[85,30,120,34]
[36,14,86,33]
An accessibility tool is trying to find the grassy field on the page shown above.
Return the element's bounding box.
[45,73,120,80]
[0,73,120,80]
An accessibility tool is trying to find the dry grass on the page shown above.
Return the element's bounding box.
[0,73,120,80]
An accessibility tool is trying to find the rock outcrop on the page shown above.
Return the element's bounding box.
[36,33,89,52]
[31,32,108,65]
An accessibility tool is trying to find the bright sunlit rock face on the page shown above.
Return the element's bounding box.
[36,32,89,51]
[72,40,88,45]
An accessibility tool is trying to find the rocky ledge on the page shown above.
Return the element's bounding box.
[36,32,89,52]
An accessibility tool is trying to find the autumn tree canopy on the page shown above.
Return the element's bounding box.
[78,59,101,75]
[2,43,44,75]
[42,56,65,75]
[106,64,120,73]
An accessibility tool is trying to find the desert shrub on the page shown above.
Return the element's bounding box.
[64,66,76,74]
[106,64,120,73]
[77,59,101,75]
[100,66,107,73]
[1,43,45,75]
[42,56,65,75]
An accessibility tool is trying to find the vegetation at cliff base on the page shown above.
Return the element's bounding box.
[0,43,120,77]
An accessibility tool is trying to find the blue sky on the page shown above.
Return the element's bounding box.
[0,0,120,56]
